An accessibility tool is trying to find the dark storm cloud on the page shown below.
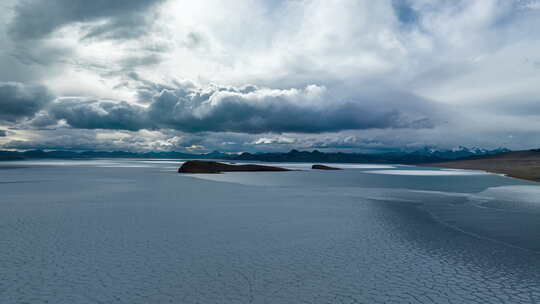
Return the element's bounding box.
[49,98,148,131]
[0,82,54,122]
[46,83,438,134]
[9,0,165,41]
[28,111,60,128]
[0,129,6,136]
[146,86,435,133]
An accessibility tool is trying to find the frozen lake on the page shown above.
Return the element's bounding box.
[1,159,539,303]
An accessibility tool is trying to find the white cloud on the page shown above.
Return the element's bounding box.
[2,0,540,151]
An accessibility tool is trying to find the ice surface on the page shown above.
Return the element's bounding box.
[479,185,540,204]
[0,159,539,303]
[364,169,489,176]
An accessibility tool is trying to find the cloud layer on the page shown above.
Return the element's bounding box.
[45,83,438,134]
[2,0,540,152]
[0,82,53,122]
[9,0,165,41]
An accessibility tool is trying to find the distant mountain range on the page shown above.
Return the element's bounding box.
[0,146,511,164]
[229,147,511,164]
[0,149,230,161]
[405,146,511,160]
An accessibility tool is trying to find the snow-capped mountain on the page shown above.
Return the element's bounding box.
[412,146,511,159]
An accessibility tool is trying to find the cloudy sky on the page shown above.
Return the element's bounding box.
[1,0,540,153]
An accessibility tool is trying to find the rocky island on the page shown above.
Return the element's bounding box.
[178,160,291,174]
[312,164,343,170]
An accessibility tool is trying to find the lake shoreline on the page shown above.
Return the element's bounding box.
[420,159,540,183]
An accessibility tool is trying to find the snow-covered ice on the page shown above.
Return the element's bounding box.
[364,169,489,176]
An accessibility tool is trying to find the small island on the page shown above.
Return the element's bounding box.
[312,164,343,170]
[178,160,291,174]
